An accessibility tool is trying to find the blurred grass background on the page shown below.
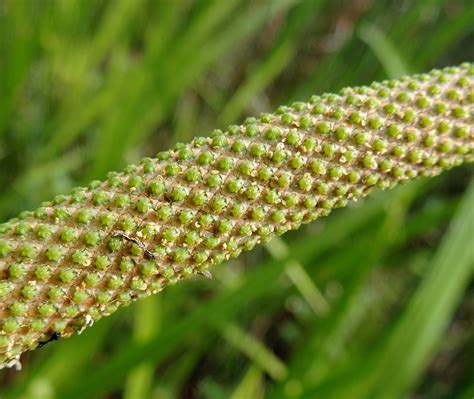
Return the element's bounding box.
[0,0,473,398]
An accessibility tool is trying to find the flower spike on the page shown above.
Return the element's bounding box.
[1,63,473,368]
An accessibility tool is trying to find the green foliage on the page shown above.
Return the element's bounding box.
[0,0,473,398]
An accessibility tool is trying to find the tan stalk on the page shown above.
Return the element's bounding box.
[0,64,473,369]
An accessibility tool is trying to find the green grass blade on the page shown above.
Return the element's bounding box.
[368,179,474,398]
[124,296,162,399]
[220,323,288,381]
[266,237,330,315]
[230,366,265,399]
[0,2,40,136]
[358,23,410,78]
[412,3,474,68]
[218,0,324,125]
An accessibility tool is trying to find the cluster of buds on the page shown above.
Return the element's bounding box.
[0,63,472,369]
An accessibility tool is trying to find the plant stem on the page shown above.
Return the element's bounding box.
[0,63,472,369]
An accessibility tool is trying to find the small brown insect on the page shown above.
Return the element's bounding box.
[198,270,212,279]
[37,332,61,348]
[111,230,156,259]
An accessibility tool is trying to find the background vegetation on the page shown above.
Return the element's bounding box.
[0,0,473,398]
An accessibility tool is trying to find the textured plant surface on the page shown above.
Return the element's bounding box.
[0,63,472,369]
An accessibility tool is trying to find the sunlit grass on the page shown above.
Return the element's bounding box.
[0,1,473,398]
